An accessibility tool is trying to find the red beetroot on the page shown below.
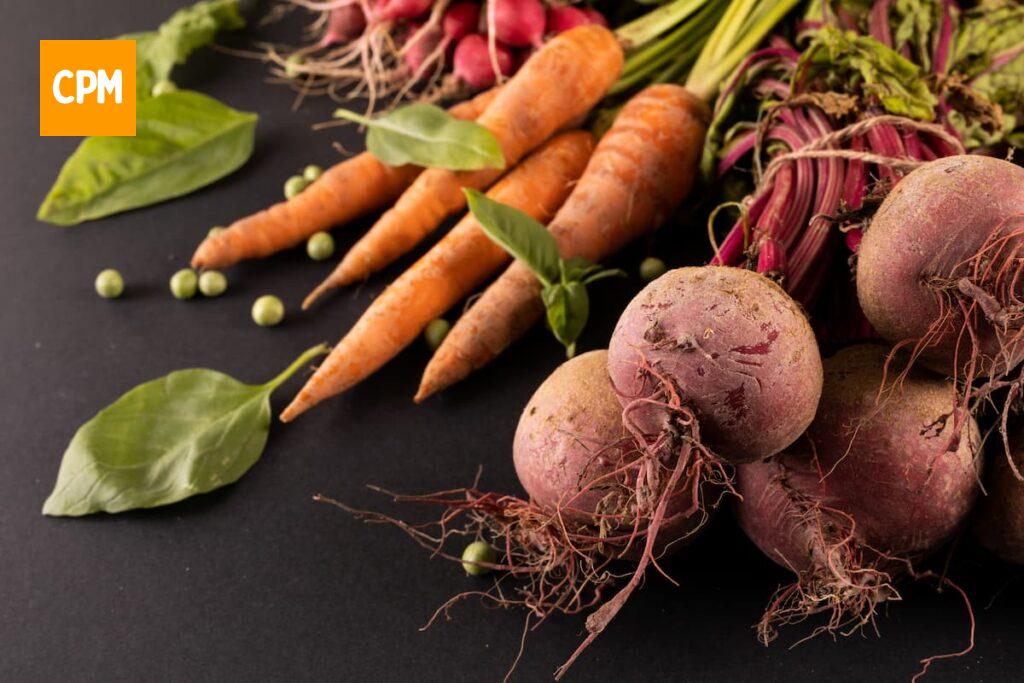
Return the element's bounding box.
[453,33,513,89]
[320,3,367,47]
[607,266,823,464]
[973,423,1024,563]
[736,344,980,645]
[491,0,546,47]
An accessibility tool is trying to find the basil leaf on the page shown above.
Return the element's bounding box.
[120,0,245,100]
[43,345,328,517]
[334,104,506,171]
[465,189,561,287]
[542,281,590,358]
[37,90,257,226]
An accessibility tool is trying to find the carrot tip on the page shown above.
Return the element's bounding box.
[279,401,303,423]
[302,281,335,310]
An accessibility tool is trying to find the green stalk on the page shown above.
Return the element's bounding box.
[614,0,710,48]
[685,0,801,102]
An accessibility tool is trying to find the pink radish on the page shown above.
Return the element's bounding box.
[492,0,546,47]
[402,23,442,73]
[583,7,608,27]
[442,2,480,42]
[320,3,367,47]
[453,33,513,89]
[546,6,600,35]
[375,0,432,22]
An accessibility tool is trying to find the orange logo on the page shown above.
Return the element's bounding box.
[40,40,136,137]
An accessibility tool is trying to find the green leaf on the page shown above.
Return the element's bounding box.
[37,90,257,226]
[543,282,590,358]
[465,189,561,287]
[796,27,937,121]
[119,0,245,100]
[42,345,328,517]
[334,104,506,171]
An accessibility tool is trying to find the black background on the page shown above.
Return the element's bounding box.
[5,2,1022,681]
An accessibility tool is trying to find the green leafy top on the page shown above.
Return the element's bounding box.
[796,26,937,120]
[120,0,245,100]
[465,190,623,357]
[334,104,506,171]
[43,344,328,517]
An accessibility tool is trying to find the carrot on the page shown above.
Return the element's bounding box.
[279,131,596,422]
[302,24,624,306]
[415,84,709,402]
[190,89,501,271]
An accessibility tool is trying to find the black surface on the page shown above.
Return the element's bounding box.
[5,3,1022,681]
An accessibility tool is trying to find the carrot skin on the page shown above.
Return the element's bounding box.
[190,88,500,270]
[416,84,710,402]
[280,131,596,422]
[304,24,624,304]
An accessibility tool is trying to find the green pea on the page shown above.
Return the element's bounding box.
[94,269,124,299]
[639,257,667,282]
[207,226,226,239]
[461,541,496,576]
[306,231,335,261]
[151,79,177,97]
[303,164,324,182]
[252,295,285,327]
[199,270,228,297]
[170,269,198,300]
[284,175,309,200]
[424,318,451,351]
[284,54,304,78]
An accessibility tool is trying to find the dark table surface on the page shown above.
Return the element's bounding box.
[4,2,1022,681]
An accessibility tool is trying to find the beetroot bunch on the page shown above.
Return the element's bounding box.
[277,0,607,106]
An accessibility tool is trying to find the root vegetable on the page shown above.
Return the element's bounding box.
[442,2,480,42]
[375,0,433,22]
[736,344,980,651]
[607,266,823,464]
[491,0,546,48]
[545,6,598,35]
[403,23,443,73]
[320,4,367,47]
[453,33,513,89]
[974,423,1024,563]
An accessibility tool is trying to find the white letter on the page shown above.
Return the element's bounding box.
[97,69,122,104]
[76,70,97,104]
[52,70,74,104]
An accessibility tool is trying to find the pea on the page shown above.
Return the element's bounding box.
[170,269,198,300]
[284,175,309,200]
[303,164,324,182]
[252,295,285,327]
[639,257,667,282]
[94,269,124,299]
[424,318,451,351]
[461,541,496,576]
[151,79,177,97]
[198,270,228,298]
[207,226,226,239]
[284,54,304,78]
[306,231,335,261]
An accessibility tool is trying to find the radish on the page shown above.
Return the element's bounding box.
[402,22,442,73]
[582,7,607,27]
[374,0,432,22]
[974,422,1024,564]
[736,345,980,653]
[453,33,513,89]
[546,6,598,35]
[857,155,1024,445]
[607,266,823,464]
[442,2,480,42]
[491,0,546,47]
[320,3,367,47]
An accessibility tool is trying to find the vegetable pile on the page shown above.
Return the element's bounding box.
[34,0,1024,680]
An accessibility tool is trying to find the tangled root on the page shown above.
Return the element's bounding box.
[317,369,736,678]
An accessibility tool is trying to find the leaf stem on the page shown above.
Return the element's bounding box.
[265,344,331,391]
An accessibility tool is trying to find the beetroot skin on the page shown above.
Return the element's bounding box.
[974,423,1024,563]
[608,266,822,463]
[737,344,981,642]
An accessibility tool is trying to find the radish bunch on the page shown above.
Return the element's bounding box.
[277,0,607,107]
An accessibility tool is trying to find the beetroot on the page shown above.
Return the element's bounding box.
[736,345,980,646]
[453,33,513,89]
[607,266,822,463]
[974,423,1024,563]
[491,0,546,47]
[857,156,1024,432]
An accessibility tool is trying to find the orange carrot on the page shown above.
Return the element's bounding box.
[303,24,624,306]
[279,131,595,422]
[190,89,500,270]
[415,84,709,402]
